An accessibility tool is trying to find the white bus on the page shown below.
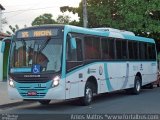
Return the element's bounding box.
[8,25,157,105]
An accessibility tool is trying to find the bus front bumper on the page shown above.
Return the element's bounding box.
[8,81,65,100]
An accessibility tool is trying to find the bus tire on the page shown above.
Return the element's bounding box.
[132,76,141,95]
[38,100,50,105]
[81,82,93,106]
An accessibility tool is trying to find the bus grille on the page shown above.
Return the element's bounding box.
[16,81,52,98]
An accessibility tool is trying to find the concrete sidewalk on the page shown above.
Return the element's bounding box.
[0,81,22,106]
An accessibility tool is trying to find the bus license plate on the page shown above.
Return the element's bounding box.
[27,91,37,96]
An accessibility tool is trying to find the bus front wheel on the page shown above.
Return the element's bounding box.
[38,100,50,105]
[80,82,93,106]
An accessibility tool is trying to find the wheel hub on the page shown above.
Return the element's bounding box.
[86,88,92,102]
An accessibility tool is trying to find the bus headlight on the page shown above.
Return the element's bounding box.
[9,78,15,88]
[52,76,60,87]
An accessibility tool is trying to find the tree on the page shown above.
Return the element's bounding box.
[60,5,82,26]
[32,13,79,26]
[60,0,160,40]
[6,24,19,35]
[6,24,27,35]
[32,13,57,26]
[1,17,7,24]
[56,15,71,24]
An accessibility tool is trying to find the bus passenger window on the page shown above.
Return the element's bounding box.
[66,33,83,71]
[84,36,100,60]
[122,40,127,59]
[116,39,122,59]
[101,38,111,59]
[108,39,115,59]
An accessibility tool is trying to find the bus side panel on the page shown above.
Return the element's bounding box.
[107,62,128,91]
[148,62,157,83]
[141,62,157,86]
[65,63,107,99]
[127,61,157,87]
[65,61,157,100]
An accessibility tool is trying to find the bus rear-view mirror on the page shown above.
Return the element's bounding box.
[70,38,77,49]
[0,41,5,53]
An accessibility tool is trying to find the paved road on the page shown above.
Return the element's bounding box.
[0,87,160,119]
[0,82,22,105]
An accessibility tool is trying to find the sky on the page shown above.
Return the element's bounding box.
[1,0,81,33]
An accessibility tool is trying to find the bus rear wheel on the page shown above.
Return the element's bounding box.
[38,100,50,105]
[132,76,141,95]
[80,82,93,106]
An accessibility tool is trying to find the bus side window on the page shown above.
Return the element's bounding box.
[108,38,115,59]
[84,36,100,60]
[66,33,83,71]
[122,40,127,59]
[101,38,111,59]
[139,42,146,60]
[116,39,122,59]
[66,35,76,61]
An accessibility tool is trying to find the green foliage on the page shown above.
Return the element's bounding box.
[56,15,71,24]
[31,13,57,26]
[60,0,160,40]
[32,13,79,26]
[6,24,19,35]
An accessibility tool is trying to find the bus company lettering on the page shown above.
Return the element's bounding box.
[34,30,52,37]
[24,75,40,78]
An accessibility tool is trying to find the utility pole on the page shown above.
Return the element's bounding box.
[0,4,5,32]
[82,0,88,28]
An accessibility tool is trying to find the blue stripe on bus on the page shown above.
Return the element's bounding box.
[104,63,114,92]
[65,62,98,77]
[121,63,129,89]
[64,62,115,92]
[61,27,67,78]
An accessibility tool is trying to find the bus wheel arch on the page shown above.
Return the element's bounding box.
[86,76,98,95]
[80,76,98,106]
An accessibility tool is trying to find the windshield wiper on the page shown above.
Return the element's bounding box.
[21,38,26,46]
[31,37,51,65]
[38,37,51,52]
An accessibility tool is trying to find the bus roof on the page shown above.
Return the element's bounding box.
[16,24,65,32]
[16,24,155,43]
[64,25,155,43]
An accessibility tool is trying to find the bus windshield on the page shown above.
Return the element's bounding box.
[10,37,62,73]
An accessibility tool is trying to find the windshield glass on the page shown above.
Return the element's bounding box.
[10,37,62,73]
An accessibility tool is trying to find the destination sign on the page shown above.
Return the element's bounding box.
[17,29,59,38]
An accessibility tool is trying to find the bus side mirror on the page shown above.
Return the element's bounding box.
[70,38,77,49]
[0,41,5,53]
